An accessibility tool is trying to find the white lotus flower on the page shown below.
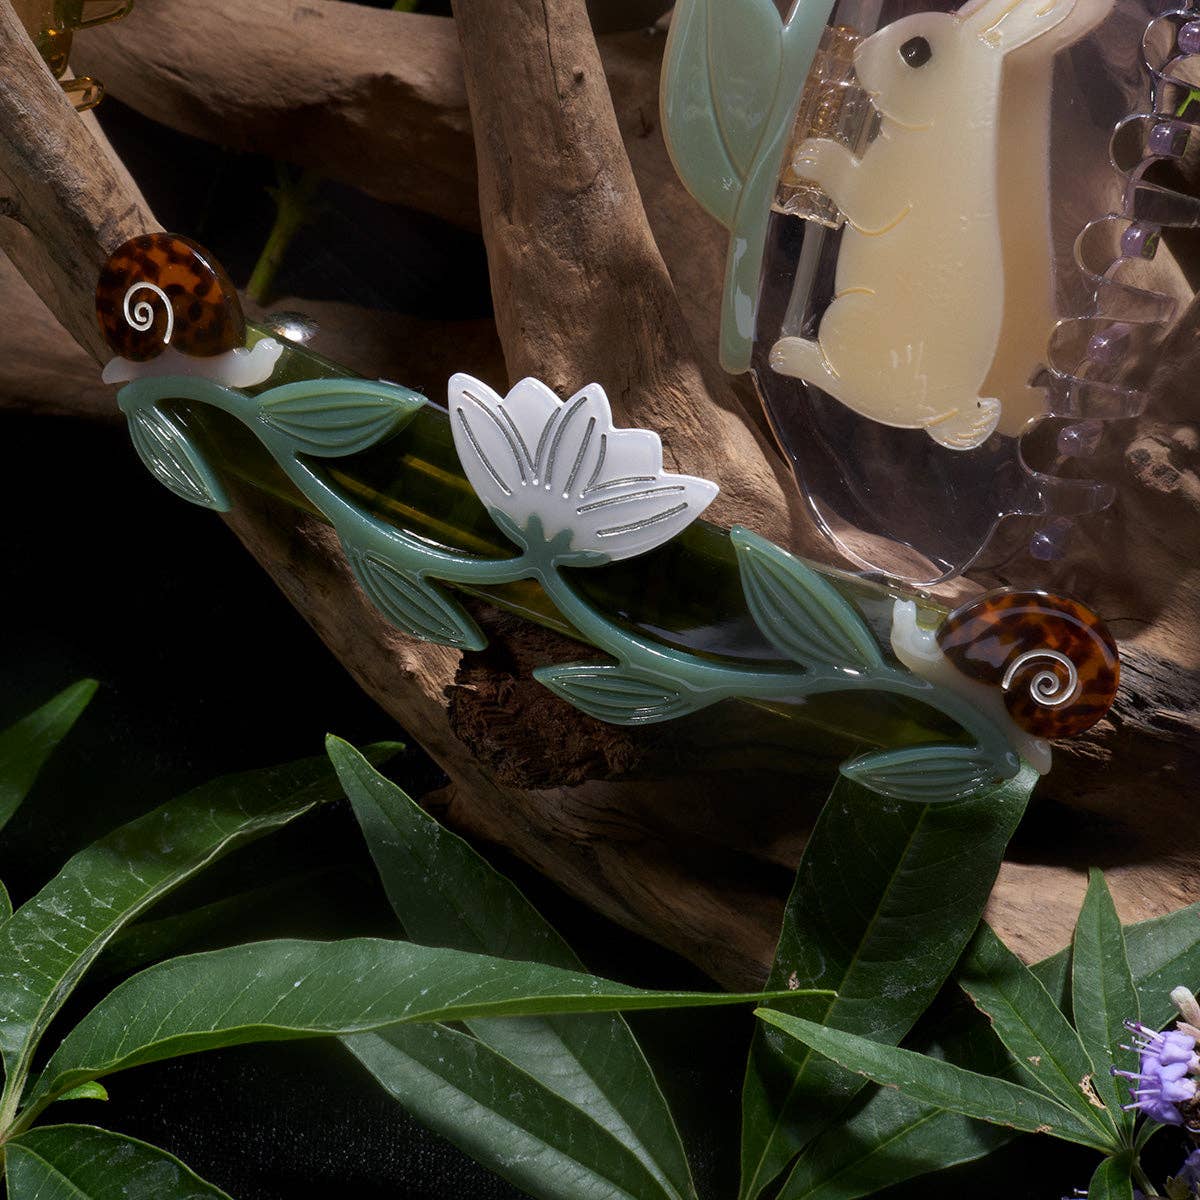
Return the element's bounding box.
[448,374,718,563]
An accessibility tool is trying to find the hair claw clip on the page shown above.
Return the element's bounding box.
[663,0,1200,584]
[15,0,133,111]
[96,233,1122,804]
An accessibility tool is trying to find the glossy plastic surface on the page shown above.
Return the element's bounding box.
[665,0,1198,584]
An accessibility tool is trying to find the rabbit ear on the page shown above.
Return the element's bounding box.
[960,0,1080,51]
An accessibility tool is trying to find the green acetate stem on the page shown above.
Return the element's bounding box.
[115,332,1023,792]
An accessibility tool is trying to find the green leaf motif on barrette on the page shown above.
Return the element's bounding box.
[258,379,426,457]
[535,663,699,726]
[840,745,1004,804]
[343,543,486,652]
[732,526,884,672]
[661,0,783,226]
[127,406,229,512]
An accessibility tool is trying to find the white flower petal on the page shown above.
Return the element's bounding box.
[496,377,562,480]
[447,373,526,511]
[574,475,719,562]
[582,428,664,496]
[541,383,609,500]
[447,373,719,562]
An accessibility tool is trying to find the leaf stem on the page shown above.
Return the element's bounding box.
[533,543,1020,777]
[116,377,1021,787]
[1133,1157,1159,1195]
[247,165,321,307]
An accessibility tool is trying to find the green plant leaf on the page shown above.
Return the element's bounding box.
[775,901,1200,1200]
[0,879,10,923]
[839,745,1006,804]
[343,543,485,651]
[740,765,1035,1200]
[5,1124,232,1198]
[328,737,696,1200]
[731,528,884,671]
[957,924,1118,1144]
[0,749,382,1106]
[534,663,698,726]
[0,679,97,834]
[54,1082,109,1103]
[1074,869,1140,1139]
[257,379,425,456]
[29,938,815,1110]
[1123,901,1200,1027]
[754,1009,1111,1150]
[776,1087,1010,1200]
[345,1023,677,1200]
[95,869,338,983]
[1088,1152,1135,1200]
[126,406,230,511]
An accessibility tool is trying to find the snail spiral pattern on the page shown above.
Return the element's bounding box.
[96,233,245,362]
[123,282,175,344]
[937,591,1118,739]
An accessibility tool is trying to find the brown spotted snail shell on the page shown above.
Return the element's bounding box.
[96,234,245,361]
[936,590,1119,739]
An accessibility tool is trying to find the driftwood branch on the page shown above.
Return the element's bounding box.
[0,2,156,359]
[72,1,773,470]
[6,0,1200,985]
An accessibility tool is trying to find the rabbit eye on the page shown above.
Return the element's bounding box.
[900,36,933,67]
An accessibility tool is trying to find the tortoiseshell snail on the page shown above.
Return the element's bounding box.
[96,234,282,388]
[891,589,1120,774]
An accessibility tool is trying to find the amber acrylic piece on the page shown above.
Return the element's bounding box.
[13,0,131,108]
[96,234,247,361]
[774,24,876,228]
[937,590,1120,738]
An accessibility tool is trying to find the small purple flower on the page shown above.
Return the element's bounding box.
[1178,1147,1200,1186]
[1113,1021,1199,1125]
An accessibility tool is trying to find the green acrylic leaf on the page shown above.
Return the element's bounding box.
[958,924,1119,1145]
[345,1024,677,1200]
[28,938,817,1108]
[705,0,784,178]
[55,1082,109,1103]
[754,1009,1111,1151]
[839,745,1005,804]
[732,527,884,671]
[1088,1152,1135,1200]
[0,679,97,834]
[740,764,1035,1200]
[6,1124,232,1199]
[126,406,229,512]
[660,0,759,225]
[343,543,485,651]
[1073,869,1140,1139]
[328,738,697,1200]
[0,751,360,1102]
[534,662,698,726]
[257,378,425,456]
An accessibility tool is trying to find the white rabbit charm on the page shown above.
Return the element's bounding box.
[770,0,1114,450]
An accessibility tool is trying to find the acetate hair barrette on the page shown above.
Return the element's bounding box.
[15,0,133,110]
[95,233,1122,805]
[663,0,1200,584]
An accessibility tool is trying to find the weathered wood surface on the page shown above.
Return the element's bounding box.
[4,0,1200,986]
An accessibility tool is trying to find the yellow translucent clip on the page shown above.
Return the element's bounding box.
[13,0,133,111]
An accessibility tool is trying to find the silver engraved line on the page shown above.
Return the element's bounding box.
[1001,649,1079,708]
[124,282,174,344]
[460,389,525,488]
